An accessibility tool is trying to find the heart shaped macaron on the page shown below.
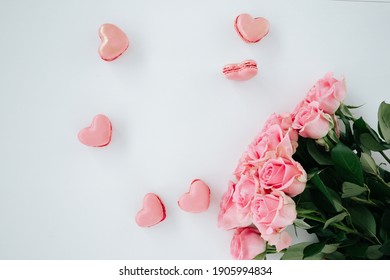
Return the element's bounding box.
[98,23,129,61]
[234,13,269,43]
[178,179,210,213]
[135,193,166,227]
[223,60,258,81]
[78,114,112,147]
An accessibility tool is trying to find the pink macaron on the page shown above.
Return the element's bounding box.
[222,60,258,81]
[234,13,269,43]
[135,193,166,228]
[178,179,210,213]
[98,23,129,61]
[78,114,112,147]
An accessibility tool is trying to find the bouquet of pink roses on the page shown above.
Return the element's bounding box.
[219,73,390,260]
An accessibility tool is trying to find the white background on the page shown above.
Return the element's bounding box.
[0,0,389,259]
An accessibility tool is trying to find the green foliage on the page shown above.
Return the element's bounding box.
[306,139,333,165]
[324,213,348,229]
[330,142,364,185]
[348,205,377,238]
[294,219,312,230]
[303,242,326,259]
[280,242,312,260]
[310,172,341,212]
[360,153,377,175]
[366,245,383,259]
[378,101,390,143]
[341,182,367,198]
[280,101,390,260]
[380,241,390,255]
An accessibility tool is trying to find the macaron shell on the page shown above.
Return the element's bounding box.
[98,23,129,61]
[223,60,258,81]
[235,14,269,43]
[178,179,210,213]
[135,193,166,227]
[78,114,112,147]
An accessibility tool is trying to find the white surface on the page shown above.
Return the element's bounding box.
[0,0,389,259]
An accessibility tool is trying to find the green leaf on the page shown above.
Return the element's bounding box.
[380,227,388,242]
[379,167,390,183]
[306,170,319,181]
[337,103,355,119]
[323,212,348,229]
[294,219,312,230]
[341,182,367,198]
[346,104,364,109]
[365,177,390,199]
[348,205,377,238]
[360,153,378,175]
[303,242,326,259]
[328,129,340,144]
[380,210,390,242]
[378,101,390,143]
[381,210,390,231]
[253,250,267,260]
[330,142,364,185]
[379,241,390,255]
[333,200,344,213]
[307,140,333,165]
[360,133,389,151]
[310,173,338,211]
[296,207,318,216]
[325,251,345,260]
[345,243,369,258]
[353,118,390,151]
[335,231,347,242]
[366,245,383,259]
[321,244,339,254]
[280,242,312,260]
[307,226,337,239]
[339,116,353,145]
[305,253,325,260]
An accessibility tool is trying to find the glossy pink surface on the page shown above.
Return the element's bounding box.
[223,60,258,81]
[135,193,166,227]
[178,179,210,213]
[78,114,112,147]
[234,13,269,43]
[98,23,129,61]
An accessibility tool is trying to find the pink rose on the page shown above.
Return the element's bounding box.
[259,113,299,154]
[247,124,296,164]
[274,131,296,160]
[233,151,254,179]
[218,181,252,230]
[267,231,292,252]
[262,113,294,134]
[258,157,306,197]
[261,113,299,148]
[306,72,346,114]
[263,113,298,153]
[248,125,282,162]
[251,191,297,237]
[230,227,266,260]
[234,115,299,179]
[232,174,257,212]
[292,101,333,139]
